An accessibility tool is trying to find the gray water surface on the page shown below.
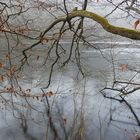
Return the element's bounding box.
[0,45,140,140]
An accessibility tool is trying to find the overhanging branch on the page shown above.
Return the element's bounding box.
[68,10,140,40]
[41,10,140,40]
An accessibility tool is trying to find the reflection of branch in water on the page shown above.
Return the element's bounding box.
[100,88,140,126]
[41,88,60,140]
[120,96,140,126]
[111,119,139,127]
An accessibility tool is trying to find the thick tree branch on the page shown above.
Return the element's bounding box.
[68,10,140,40]
[40,10,140,40]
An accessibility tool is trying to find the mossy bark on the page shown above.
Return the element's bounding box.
[67,10,140,40]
